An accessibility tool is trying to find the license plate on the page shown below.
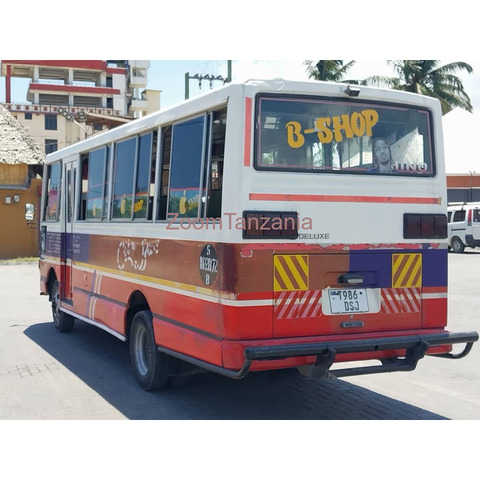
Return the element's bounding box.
[328,288,369,314]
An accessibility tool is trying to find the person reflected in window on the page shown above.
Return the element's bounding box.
[371,137,394,173]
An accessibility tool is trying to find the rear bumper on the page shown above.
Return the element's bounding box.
[158,330,479,380]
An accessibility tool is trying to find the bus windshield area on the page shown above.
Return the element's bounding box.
[256,95,434,176]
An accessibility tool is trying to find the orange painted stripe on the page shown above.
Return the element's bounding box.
[244,97,252,167]
[249,193,441,205]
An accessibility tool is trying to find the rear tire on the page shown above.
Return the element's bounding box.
[51,280,75,332]
[130,310,169,390]
[451,237,465,253]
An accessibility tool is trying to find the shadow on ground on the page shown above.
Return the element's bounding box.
[25,321,447,420]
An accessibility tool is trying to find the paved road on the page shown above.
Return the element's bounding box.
[1,253,479,420]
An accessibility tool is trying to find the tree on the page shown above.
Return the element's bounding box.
[304,60,356,82]
[365,60,473,115]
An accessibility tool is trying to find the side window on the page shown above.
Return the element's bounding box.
[453,210,466,223]
[157,108,226,222]
[205,109,226,218]
[473,209,480,223]
[79,147,109,221]
[157,126,172,221]
[44,162,61,222]
[168,116,206,218]
[112,138,137,220]
[134,132,156,220]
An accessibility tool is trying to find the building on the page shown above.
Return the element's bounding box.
[0,60,161,258]
[447,173,480,203]
[1,60,160,153]
[0,105,44,259]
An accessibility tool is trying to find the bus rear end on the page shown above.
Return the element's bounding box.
[209,80,478,379]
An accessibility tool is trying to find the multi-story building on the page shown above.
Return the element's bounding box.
[1,60,160,154]
[0,60,160,259]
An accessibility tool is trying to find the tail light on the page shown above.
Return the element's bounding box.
[242,211,298,239]
[404,213,447,239]
[468,209,472,226]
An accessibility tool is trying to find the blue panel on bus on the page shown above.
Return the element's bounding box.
[348,251,393,288]
[421,248,447,288]
[348,248,447,289]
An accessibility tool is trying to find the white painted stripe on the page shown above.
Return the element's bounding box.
[60,307,126,341]
[422,292,448,300]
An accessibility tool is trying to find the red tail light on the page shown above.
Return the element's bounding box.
[468,209,472,226]
[404,213,447,239]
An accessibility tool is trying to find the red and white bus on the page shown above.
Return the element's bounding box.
[33,78,478,390]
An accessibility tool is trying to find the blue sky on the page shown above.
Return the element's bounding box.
[2,59,480,173]
[3,60,478,110]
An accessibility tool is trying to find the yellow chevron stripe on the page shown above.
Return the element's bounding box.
[274,255,309,291]
[392,253,422,288]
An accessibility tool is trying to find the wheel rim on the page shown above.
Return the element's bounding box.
[134,324,150,377]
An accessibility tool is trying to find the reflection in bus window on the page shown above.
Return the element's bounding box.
[168,116,206,218]
[80,147,108,221]
[157,126,172,221]
[44,162,61,221]
[133,132,157,220]
[256,96,434,176]
[112,138,137,220]
[205,109,226,218]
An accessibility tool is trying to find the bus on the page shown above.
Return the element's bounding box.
[31,78,478,390]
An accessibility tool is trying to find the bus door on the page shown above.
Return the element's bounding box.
[61,162,76,302]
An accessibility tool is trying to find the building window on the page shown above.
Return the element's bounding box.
[45,114,58,130]
[25,112,32,120]
[45,139,58,154]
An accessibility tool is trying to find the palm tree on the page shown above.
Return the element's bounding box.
[365,60,473,115]
[304,60,356,82]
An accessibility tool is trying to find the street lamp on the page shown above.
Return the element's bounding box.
[184,61,232,100]
[57,107,88,136]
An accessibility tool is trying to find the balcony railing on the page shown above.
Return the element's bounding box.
[2,102,121,117]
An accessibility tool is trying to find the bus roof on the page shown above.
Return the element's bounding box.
[44,78,442,164]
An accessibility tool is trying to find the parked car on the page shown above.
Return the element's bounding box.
[447,203,480,253]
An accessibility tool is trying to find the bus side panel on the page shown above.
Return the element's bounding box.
[420,248,448,329]
[39,258,60,295]
[152,316,223,367]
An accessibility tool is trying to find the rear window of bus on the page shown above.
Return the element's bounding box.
[255,95,435,177]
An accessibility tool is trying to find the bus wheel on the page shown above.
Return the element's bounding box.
[451,237,465,253]
[130,310,169,390]
[51,280,75,332]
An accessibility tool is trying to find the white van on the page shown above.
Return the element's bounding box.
[447,203,480,252]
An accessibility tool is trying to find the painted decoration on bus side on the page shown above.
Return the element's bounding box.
[199,244,218,286]
[286,110,379,148]
[116,238,160,271]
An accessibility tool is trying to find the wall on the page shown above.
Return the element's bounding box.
[446,174,480,203]
[0,178,42,259]
[9,111,86,151]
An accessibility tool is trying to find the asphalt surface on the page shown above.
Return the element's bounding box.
[1,252,479,420]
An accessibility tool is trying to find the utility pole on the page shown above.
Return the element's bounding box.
[185,60,232,100]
